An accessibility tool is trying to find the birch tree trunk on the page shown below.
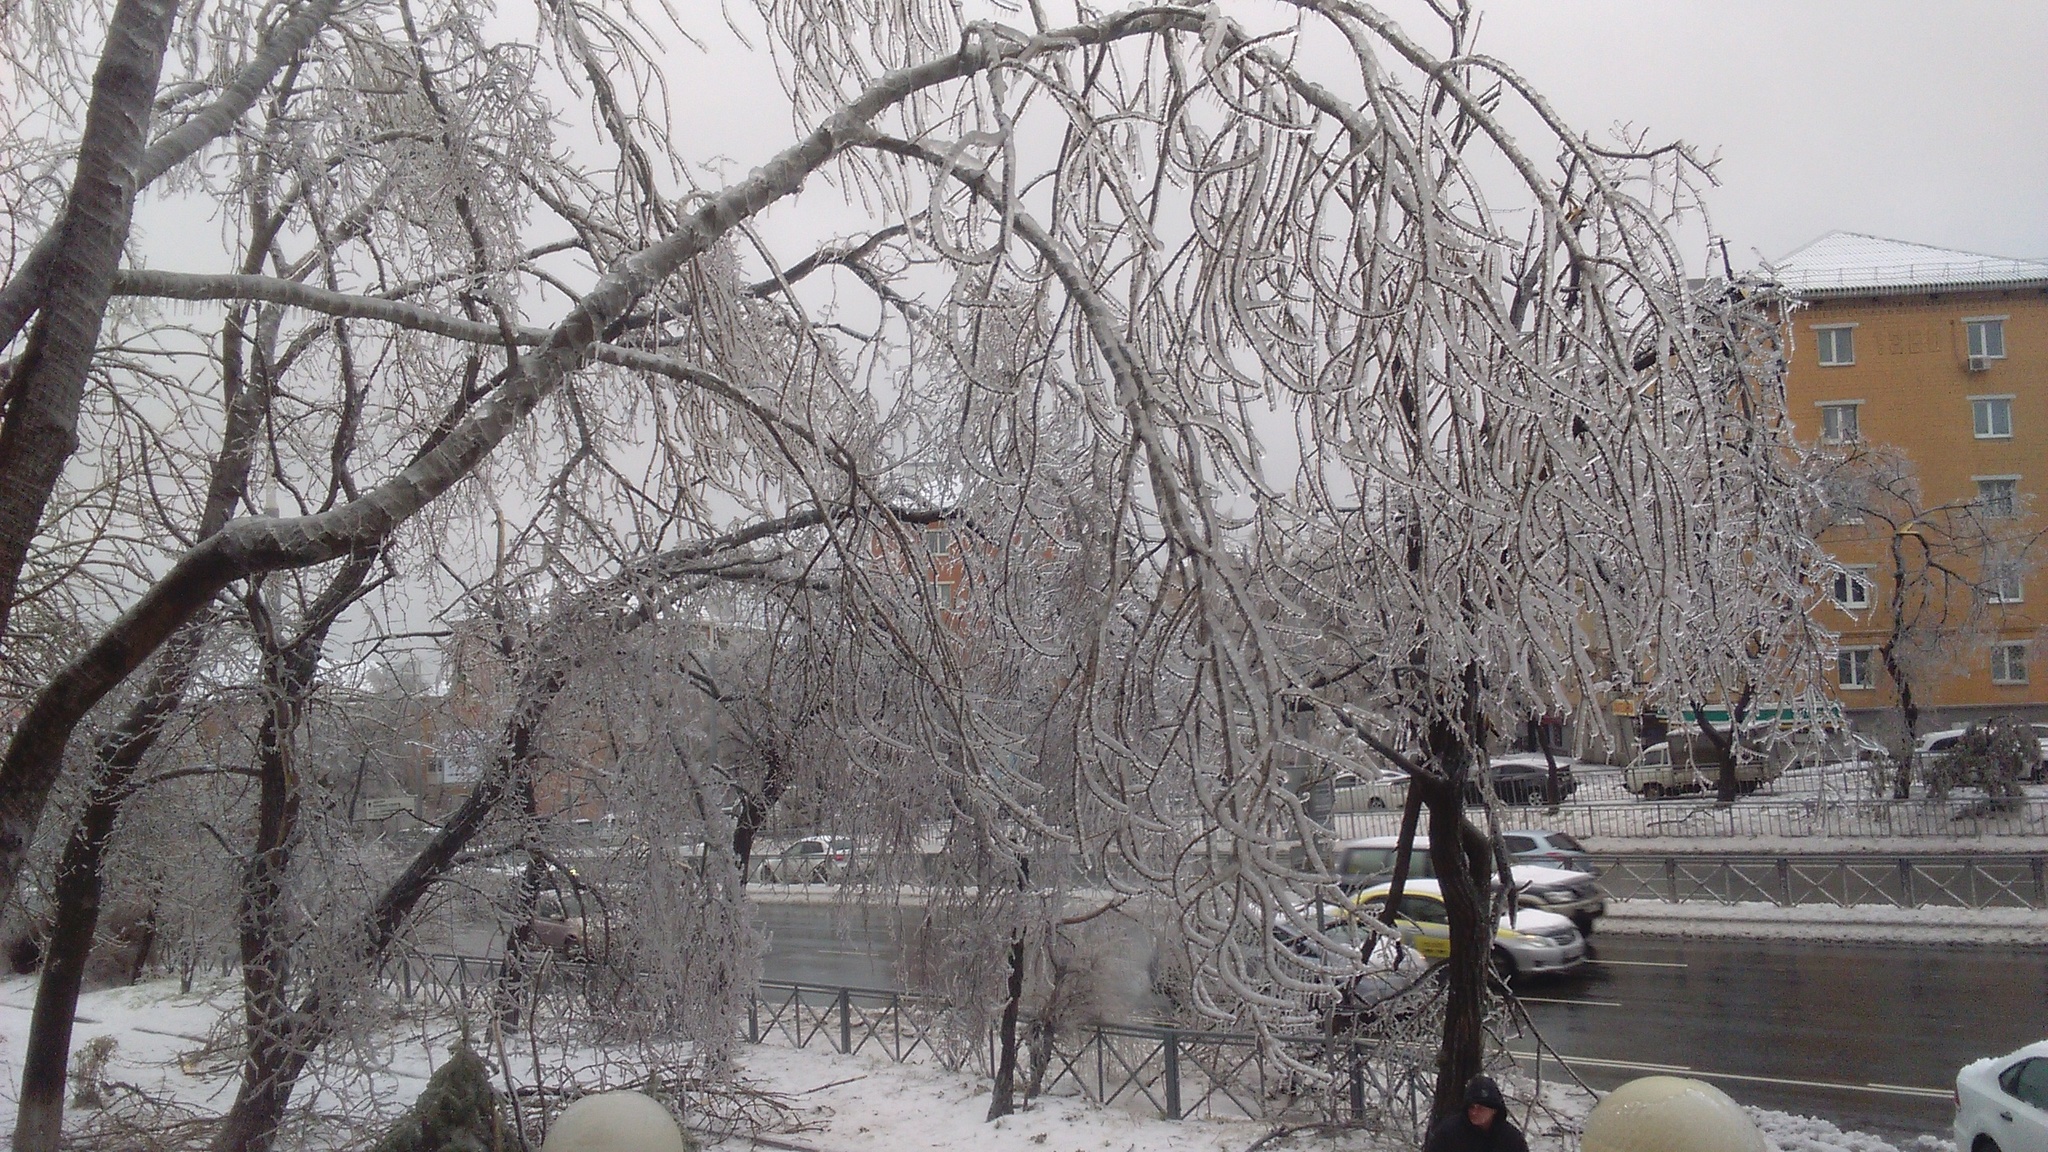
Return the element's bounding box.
[0,0,178,645]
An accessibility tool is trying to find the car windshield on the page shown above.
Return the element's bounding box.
[1338,847,1398,877]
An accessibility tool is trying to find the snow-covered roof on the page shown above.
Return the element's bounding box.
[1768,231,2048,297]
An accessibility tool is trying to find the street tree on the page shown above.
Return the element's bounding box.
[1814,442,2046,795]
[4,0,1829,1142]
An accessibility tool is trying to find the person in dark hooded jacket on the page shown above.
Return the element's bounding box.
[1423,1075,1528,1152]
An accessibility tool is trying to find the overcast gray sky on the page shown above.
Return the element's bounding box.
[1467,1,2048,265]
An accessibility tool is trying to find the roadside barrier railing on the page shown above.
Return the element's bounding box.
[1331,795,2048,841]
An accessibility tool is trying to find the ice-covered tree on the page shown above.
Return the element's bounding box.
[4,0,1828,1142]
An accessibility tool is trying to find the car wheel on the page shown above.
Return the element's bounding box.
[810,863,830,885]
[1572,914,1595,936]
[1971,1137,2001,1152]
[1491,947,1517,983]
[1367,797,1387,810]
[1642,782,1666,800]
[757,863,777,884]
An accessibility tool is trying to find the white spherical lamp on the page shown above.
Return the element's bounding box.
[1582,1076,1767,1152]
[538,1091,693,1152]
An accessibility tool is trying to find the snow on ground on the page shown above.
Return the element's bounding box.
[0,974,1960,1152]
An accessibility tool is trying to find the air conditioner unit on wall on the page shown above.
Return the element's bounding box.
[1968,355,1991,372]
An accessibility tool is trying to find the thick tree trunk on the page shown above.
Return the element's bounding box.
[1427,791,1491,1123]
[986,933,1028,1121]
[11,627,209,1151]
[1883,531,1919,799]
[0,0,179,647]
[732,746,797,882]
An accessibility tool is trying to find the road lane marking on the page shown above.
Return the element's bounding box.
[1508,1051,1948,1099]
[1510,1050,1688,1073]
[1867,1082,1954,1099]
[1518,996,1623,1007]
[1586,958,1687,968]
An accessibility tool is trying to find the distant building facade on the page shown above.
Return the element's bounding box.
[1776,231,2048,741]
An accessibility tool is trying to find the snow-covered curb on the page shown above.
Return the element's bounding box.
[1601,898,2048,944]
[1581,836,2048,855]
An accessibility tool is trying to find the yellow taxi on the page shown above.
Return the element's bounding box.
[1350,878,1586,979]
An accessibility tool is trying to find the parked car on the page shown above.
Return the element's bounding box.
[1919,725,2048,783]
[1486,754,1577,805]
[526,889,602,960]
[1956,1039,2048,1152]
[1350,879,1586,979]
[1330,768,1410,812]
[1502,828,1595,873]
[1622,738,1782,799]
[1334,834,1606,932]
[757,836,857,884]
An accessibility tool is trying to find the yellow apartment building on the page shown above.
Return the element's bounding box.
[1776,231,2048,744]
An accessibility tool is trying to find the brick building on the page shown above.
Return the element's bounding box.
[1776,231,2048,741]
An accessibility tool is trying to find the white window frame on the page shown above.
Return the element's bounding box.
[1838,647,1875,690]
[1814,323,1857,367]
[1986,552,2026,604]
[1975,475,2021,519]
[930,579,957,609]
[923,526,952,555]
[1991,642,2029,685]
[1817,399,1863,444]
[1830,566,1873,610]
[1971,395,2014,439]
[1965,316,2009,362]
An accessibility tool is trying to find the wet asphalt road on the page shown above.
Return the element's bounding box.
[754,903,2048,1143]
[1515,934,2048,1143]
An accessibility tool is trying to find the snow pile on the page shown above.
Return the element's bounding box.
[1752,1108,1954,1152]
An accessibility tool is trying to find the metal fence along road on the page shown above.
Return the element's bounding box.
[1331,796,2048,841]
[382,958,1459,1126]
[738,980,1455,1126]
[1588,852,2048,910]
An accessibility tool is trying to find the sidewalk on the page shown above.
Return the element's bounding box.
[1601,897,2048,944]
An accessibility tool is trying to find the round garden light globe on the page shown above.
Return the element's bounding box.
[538,1091,693,1152]
[1582,1076,1767,1152]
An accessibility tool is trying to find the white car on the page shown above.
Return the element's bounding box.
[1956,1040,2048,1152]
[1330,769,1409,812]
[757,836,857,884]
[1919,725,2048,783]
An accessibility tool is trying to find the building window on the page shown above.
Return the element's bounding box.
[1830,566,1872,609]
[1819,402,1861,444]
[1966,317,2007,362]
[1987,554,2025,604]
[1815,326,1856,367]
[1972,396,2014,439]
[930,580,957,609]
[923,526,951,555]
[1992,642,2029,685]
[1838,647,1875,690]
[1976,477,2020,519]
